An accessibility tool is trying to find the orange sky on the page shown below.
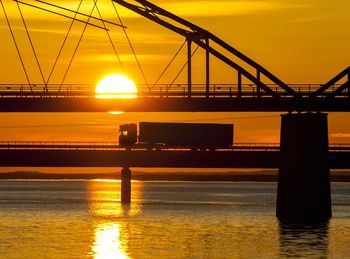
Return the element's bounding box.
[0,0,349,147]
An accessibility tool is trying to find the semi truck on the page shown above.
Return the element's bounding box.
[119,122,233,149]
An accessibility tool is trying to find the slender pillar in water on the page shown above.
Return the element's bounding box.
[277,112,332,223]
[121,167,131,204]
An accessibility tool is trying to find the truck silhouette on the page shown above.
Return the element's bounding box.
[119,122,233,150]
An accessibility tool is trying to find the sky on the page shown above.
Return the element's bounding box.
[0,0,349,149]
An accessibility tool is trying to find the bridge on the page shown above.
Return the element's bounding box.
[0,1,349,112]
[1,0,349,223]
[0,76,349,112]
[0,142,349,169]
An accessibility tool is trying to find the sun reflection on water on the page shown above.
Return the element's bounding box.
[88,180,142,217]
[87,180,143,259]
[93,222,128,259]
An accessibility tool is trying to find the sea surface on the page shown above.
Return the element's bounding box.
[0,180,350,259]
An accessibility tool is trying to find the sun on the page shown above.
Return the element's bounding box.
[95,74,138,99]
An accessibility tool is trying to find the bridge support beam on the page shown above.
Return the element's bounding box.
[121,167,131,204]
[277,112,332,223]
[187,39,192,97]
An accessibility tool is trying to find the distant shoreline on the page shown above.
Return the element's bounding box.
[0,171,349,182]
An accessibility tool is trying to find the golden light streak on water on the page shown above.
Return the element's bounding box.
[92,222,128,259]
[87,180,142,217]
[87,180,143,258]
[108,111,125,115]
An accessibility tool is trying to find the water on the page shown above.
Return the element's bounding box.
[0,180,350,258]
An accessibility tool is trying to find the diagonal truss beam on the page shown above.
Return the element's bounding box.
[312,66,350,97]
[113,0,300,98]
[327,81,350,98]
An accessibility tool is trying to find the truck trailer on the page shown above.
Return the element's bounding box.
[119,122,233,149]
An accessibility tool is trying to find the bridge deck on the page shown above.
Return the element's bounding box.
[0,97,349,112]
[0,142,348,169]
[0,84,348,112]
[0,142,348,151]
[0,83,340,98]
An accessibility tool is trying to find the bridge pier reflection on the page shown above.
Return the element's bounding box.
[277,112,332,223]
[279,221,329,258]
[121,167,131,204]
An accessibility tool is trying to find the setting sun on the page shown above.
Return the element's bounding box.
[95,74,138,99]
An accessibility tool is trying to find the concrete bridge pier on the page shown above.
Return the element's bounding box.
[277,112,332,223]
[121,167,131,204]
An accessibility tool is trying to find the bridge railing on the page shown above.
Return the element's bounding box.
[329,143,350,152]
[0,141,348,152]
[0,141,120,150]
[0,83,346,98]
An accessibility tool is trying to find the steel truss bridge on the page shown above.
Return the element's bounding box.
[0,0,349,112]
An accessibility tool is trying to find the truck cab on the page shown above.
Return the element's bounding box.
[119,124,137,146]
